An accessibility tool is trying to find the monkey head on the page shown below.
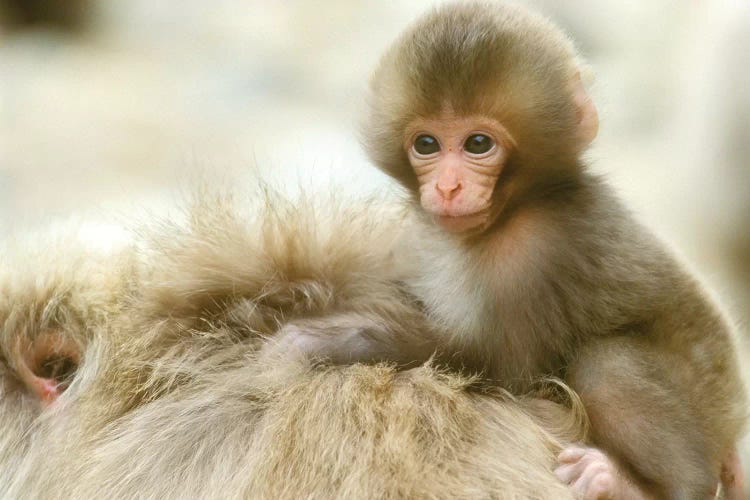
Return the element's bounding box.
[364,1,599,235]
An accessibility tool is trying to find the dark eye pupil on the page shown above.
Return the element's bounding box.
[464,134,493,154]
[414,135,440,155]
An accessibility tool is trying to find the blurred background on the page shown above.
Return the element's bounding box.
[0,2,748,326]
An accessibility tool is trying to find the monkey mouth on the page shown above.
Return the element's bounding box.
[434,211,489,232]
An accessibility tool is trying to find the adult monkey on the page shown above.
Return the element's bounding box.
[271,2,747,498]
[0,190,587,498]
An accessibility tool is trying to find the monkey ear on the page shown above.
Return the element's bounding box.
[13,332,80,404]
[572,72,599,150]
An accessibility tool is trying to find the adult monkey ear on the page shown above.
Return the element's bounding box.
[572,71,599,151]
[13,331,81,404]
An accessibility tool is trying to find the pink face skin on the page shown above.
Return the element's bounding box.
[404,114,515,233]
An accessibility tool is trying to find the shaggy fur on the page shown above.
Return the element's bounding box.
[0,222,136,480]
[0,186,586,498]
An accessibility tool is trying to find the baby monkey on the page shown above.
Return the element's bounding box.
[273,2,747,498]
[362,2,747,499]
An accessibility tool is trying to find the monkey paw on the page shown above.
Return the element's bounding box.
[554,446,647,500]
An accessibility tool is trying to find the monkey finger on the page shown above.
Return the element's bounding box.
[554,462,586,484]
[572,464,615,500]
[558,446,587,464]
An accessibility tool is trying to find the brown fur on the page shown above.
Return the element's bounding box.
[360,1,748,498]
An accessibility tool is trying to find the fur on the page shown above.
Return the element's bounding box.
[0,185,587,498]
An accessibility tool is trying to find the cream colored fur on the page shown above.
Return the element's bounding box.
[0,184,587,498]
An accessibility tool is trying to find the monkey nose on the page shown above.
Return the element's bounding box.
[436,182,461,200]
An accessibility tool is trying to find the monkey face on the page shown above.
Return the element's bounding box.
[404,114,515,233]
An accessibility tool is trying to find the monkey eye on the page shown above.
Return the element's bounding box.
[463,134,495,155]
[413,135,440,155]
